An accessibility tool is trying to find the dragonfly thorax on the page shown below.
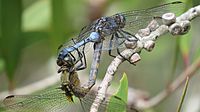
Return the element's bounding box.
[95,16,121,37]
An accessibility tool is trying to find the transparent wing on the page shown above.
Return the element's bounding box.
[81,2,184,51]
[75,21,97,43]
[121,1,184,34]
[99,2,184,51]
[2,88,138,112]
[79,90,139,112]
[2,88,82,112]
[93,35,127,52]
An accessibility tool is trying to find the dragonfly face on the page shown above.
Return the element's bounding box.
[57,54,76,73]
[57,53,74,66]
[112,14,126,29]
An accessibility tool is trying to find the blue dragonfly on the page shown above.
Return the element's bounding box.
[56,1,184,90]
[57,1,184,70]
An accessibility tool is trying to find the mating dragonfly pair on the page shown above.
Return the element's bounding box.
[1,1,183,112]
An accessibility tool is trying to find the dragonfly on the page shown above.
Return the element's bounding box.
[1,68,139,112]
[57,1,184,89]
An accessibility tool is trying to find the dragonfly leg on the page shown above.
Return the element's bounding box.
[71,38,86,70]
[75,55,85,71]
[115,33,136,65]
[69,51,76,63]
[116,46,135,65]
[76,44,87,71]
[108,34,116,57]
[70,49,85,71]
[119,30,138,41]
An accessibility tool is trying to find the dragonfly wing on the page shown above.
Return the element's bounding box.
[2,88,82,112]
[79,90,139,112]
[121,1,184,34]
[75,20,97,43]
[2,87,139,112]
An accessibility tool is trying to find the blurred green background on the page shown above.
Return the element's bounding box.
[0,0,200,112]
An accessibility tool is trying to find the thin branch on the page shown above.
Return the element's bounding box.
[90,4,200,112]
[137,58,200,109]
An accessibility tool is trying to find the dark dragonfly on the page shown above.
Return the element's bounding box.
[1,69,138,112]
[57,1,183,90]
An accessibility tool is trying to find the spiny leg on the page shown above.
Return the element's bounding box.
[69,50,76,63]
[80,42,87,69]
[115,33,136,65]
[70,44,85,71]
[70,39,84,67]
[108,34,116,57]
[76,42,87,71]
[108,31,126,58]
[74,51,84,71]
[119,30,138,41]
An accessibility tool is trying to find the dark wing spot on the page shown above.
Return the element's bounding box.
[5,95,15,99]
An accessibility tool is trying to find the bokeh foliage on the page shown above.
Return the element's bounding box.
[0,0,87,90]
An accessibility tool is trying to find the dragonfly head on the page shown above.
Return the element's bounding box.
[114,14,126,28]
[57,55,75,73]
[57,54,74,66]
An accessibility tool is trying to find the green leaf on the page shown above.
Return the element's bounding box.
[168,38,180,83]
[144,109,157,112]
[180,34,190,55]
[0,58,4,75]
[21,31,49,48]
[22,0,51,31]
[192,0,200,6]
[0,0,22,81]
[107,73,128,112]
[50,0,88,54]
[194,48,200,61]
[179,32,192,66]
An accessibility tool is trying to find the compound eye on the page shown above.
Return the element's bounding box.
[64,56,69,61]
[57,59,63,66]
[116,14,119,18]
[64,56,74,66]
